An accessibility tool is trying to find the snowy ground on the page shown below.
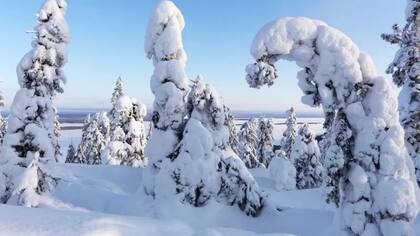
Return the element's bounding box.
[1,163,419,235]
[3,117,414,235]
[0,164,333,236]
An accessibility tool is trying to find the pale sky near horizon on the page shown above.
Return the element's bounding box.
[0,0,405,113]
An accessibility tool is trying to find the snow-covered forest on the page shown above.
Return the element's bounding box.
[0,0,418,235]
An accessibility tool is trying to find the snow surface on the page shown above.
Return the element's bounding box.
[1,119,419,235]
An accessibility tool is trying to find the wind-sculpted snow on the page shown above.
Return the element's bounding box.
[246,16,420,235]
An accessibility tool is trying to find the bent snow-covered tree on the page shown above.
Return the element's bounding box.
[382,0,420,185]
[143,0,189,196]
[155,76,264,216]
[0,0,69,206]
[245,17,419,235]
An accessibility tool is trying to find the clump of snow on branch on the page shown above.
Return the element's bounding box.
[269,151,296,191]
[245,16,420,235]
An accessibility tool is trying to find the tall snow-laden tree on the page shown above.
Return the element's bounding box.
[238,119,259,168]
[257,118,274,167]
[109,76,125,133]
[75,112,109,165]
[111,76,124,108]
[101,95,147,167]
[224,106,240,155]
[143,0,189,196]
[382,0,420,185]
[155,76,264,216]
[0,0,69,206]
[280,107,297,159]
[290,124,323,189]
[65,143,76,163]
[245,17,419,235]
[73,114,91,164]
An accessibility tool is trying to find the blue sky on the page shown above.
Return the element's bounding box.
[0,0,405,112]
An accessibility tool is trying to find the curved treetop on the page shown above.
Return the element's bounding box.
[245,16,420,235]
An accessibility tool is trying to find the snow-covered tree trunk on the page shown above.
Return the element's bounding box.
[280,107,297,159]
[257,118,274,167]
[382,0,420,186]
[238,119,259,168]
[245,17,420,235]
[143,0,189,196]
[155,76,264,216]
[290,124,323,189]
[0,0,69,206]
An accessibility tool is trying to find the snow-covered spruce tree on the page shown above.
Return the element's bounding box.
[290,124,323,189]
[280,107,297,159]
[257,118,274,167]
[245,17,419,235]
[73,114,91,164]
[0,0,69,206]
[382,0,420,185]
[224,106,240,155]
[75,112,109,165]
[238,119,260,168]
[101,96,147,167]
[155,76,264,216]
[109,76,125,132]
[321,111,352,207]
[143,0,189,196]
[64,143,76,163]
[111,76,124,108]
